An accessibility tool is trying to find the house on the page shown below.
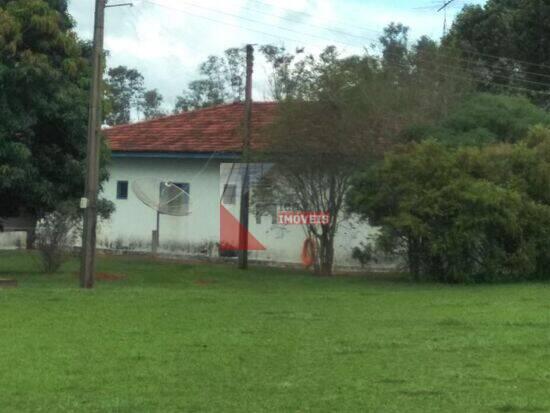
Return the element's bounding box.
[100,102,383,269]
[0,214,35,250]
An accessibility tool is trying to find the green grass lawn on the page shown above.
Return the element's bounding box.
[1,251,550,412]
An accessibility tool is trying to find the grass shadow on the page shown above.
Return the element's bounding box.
[495,404,548,412]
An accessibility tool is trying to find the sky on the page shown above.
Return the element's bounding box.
[68,0,487,114]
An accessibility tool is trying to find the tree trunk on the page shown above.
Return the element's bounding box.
[407,236,421,281]
[26,226,36,250]
[317,229,335,276]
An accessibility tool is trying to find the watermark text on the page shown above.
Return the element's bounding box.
[277,211,330,225]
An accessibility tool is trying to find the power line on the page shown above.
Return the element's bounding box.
[142,0,323,48]
[144,0,365,51]
[125,4,212,110]
[145,0,550,85]
[411,57,550,89]
[458,49,550,75]
[237,0,383,40]
[141,0,550,94]
[236,0,550,80]
[239,4,375,43]
[242,0,550,76]
[413,1,467,11]
[420,50,550,83]
[438,0,457,13]
[242,0,550,75]
[411,65,550,96]
[242,0,385,36]
[166,0,550,82]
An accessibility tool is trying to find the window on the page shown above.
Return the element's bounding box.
[255,203,277,225]
[117,181,128,200]
[222,184,237,205]
[160,182,190,215]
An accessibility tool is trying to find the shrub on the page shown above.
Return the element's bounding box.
[351,243,376,268]
[348,131,550,283]
[35,203,81,273]
[402,93,550,147]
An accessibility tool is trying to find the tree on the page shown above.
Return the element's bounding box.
[140,89,165,120]
[0,0,111,230]
[348,133,550,283]
[174,79,222,113]
[261,26,470,119]
[259,44,307,100]
[255,48,369,275]
[105,65,144,125]
[444,1,550,105]
[403,93,550,146]
[379,22,409,78]
[174,47,246,113]
[256,101,361,276]
[257,33,468,275]
[35,201,81,273]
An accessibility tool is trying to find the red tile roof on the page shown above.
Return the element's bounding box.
[105,102,278,153]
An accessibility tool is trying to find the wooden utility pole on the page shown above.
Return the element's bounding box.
[238,45,254,270]
[80,0,106,289]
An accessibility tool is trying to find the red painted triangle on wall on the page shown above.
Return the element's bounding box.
[220,204,266,251]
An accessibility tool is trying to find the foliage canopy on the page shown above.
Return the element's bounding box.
[0,0,110,222]
[349,127,550,283]
[405,93,550,146]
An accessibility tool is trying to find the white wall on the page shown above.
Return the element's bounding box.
[100,157,389,269]
[99,157,221,253]
[0,232,26,250]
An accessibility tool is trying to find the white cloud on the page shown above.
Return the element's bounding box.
[69,0,487,112]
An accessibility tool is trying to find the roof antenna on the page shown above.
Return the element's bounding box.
[438,0,457,37]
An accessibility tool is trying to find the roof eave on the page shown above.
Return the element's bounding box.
[111,151,242,160]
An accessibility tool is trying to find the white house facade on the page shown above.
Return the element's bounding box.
[98,103,385,269]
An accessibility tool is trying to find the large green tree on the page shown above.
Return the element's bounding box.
[140,88,165,120]
[348,130,550,283]
[105,65,144,125]
[256,26,469,275]
[445,1,550,104]
[0,0,109,226]
[174,47,246,113]
[404,93,550,146]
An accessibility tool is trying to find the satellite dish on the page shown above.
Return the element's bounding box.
[132,178,191,216]
[131,178,191,253]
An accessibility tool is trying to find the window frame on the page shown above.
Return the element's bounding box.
[116,180,129,200]
[222,184,237,205]
[159,182,190,214]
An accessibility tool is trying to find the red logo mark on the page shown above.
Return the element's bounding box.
[220,205,266,251]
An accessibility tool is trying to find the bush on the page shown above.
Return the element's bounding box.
[348,130,550,283]
[35,203,81,273]
[403,93,550,147]
[351,243,376,268]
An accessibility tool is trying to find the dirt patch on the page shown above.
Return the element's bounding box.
[71,272,127,281]
[96,273,127,282]
[194,279,217,286]
[0,278,18,288]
